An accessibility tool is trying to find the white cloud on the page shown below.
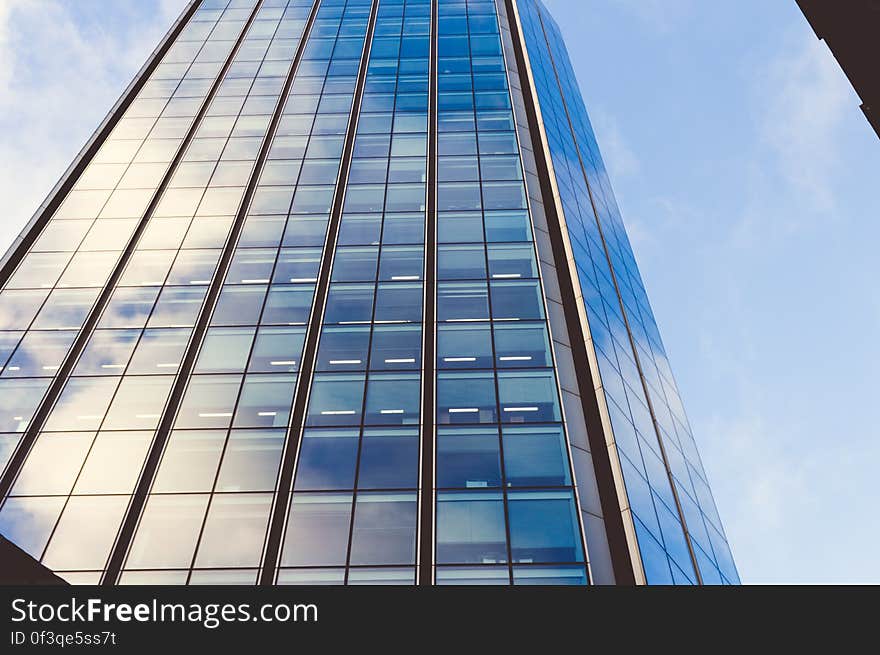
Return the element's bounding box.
[591,107,641,181]
[604,0,695,32]
[752,32,855,215]
[0,0,188,256]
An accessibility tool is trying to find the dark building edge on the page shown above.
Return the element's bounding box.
[501,0,636,585]
[0,0,202,288]
[0,536,68,585]
[796,0,880,138]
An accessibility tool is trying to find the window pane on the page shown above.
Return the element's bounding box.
[374,282,422,322]
[437,323,492,368]
[0,290,50,330]
[12,432,93,495]
[490,279,543,319]
[276,568,345,585]
[306,374,365,426]
[195,327,256,373]
[274,248,322,284]
[437,244,485,280]
[363,372,420,425]
[502,425,571,487]
[74,431,153,494]
[331,247,378,282]
[6,252,71,289]
[44,377,119,431]
[215,429,284,492]
[175,375,241,429]
[487,243,537,278]
[294,428,359,491]
[3,331,77,378]
[99,287,159,328]
[125,494,210,569]
[512,565,587,586]
[497,370,561,422]
[0,378,51,432]
[226,248,276,284]
[436,491,507,564]
[148,286,207,328]
[315,326,370,372]
[42,496,128,571]
[324,284,374,324]
[233,374,296,428]
[153,430,226,493]
[437,426,501,489]
[194,494,272,568]
[127,328,190,374]
[347,567,414,585]
[33,288,100,330]
[435,566,509,585]
[248,326,305,373]
[357,427,418,490]
[437,371,496,424]
[507,491,583,563]
[102,375,174,430]
[75,329,140,375]
[369,324,421,371]
[211,285,267,326]
[437,282,488,321]
[493,322,551,367]
[261,286,314,325]
[281,493,352,567]
[349,492,417,565]
[378,246,422,281]
[0,496,65,559]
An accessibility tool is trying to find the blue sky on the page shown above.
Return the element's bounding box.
[1,0,878,583]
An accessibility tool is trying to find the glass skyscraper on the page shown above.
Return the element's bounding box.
[0,0,738,586]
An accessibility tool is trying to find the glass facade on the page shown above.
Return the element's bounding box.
[0,0,736,585]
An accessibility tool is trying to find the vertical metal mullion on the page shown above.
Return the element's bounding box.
[492,0,590,584]
[101,0,325,585]
[463,0,515,586]
[416,0,438,587]
[342,120,390,586]
[0,0,267,506]
[531,5,703,584]
[258,0,381,586]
